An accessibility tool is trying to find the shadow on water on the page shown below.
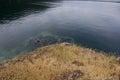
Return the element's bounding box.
[0,0,59,6]
[0,0,60,23]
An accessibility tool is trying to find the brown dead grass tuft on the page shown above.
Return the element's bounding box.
[0,43,120,80]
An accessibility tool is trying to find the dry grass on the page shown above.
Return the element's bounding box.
[0,43,120,80]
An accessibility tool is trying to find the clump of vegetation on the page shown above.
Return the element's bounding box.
[0,43,120,80]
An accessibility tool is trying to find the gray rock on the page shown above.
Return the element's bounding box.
[116,57,120,64]
[0,63,9,69]
[59,70,84,80]
[72,61,84,66]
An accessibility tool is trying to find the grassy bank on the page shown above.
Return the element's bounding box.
[0,43,120,80]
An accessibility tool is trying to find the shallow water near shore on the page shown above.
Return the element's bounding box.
[0,0,120,61]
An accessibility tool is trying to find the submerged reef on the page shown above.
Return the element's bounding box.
[27,35,73,49]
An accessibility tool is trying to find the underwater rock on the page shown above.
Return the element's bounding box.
[28,36,58,49]
[28,36,73,49]
[59,37,73,43]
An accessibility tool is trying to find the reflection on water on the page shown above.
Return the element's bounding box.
[0,0,120,61]
[0,3,52,23]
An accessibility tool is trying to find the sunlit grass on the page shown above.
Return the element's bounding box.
[0,43,120,80]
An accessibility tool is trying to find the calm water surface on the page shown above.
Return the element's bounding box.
[0,0,120,61]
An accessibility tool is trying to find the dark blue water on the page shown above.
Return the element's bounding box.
[0,0,120,61]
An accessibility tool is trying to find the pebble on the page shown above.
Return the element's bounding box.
[116,57,120,64]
